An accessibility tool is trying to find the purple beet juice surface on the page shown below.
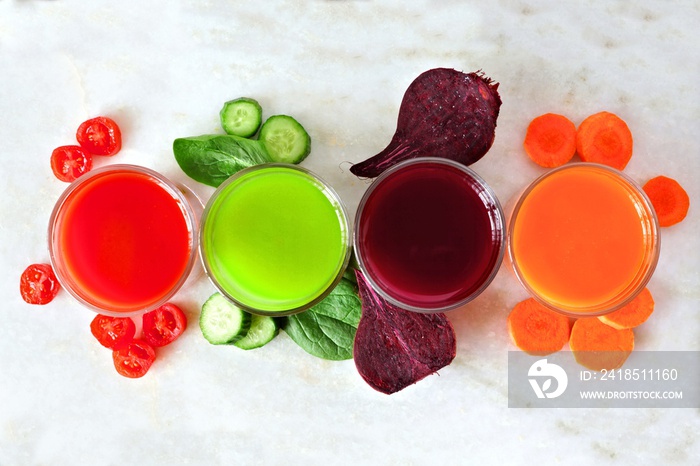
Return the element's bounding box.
[354,158,505,312]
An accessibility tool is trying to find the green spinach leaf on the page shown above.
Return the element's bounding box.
[283,277,361,361]
[173,134,272,187]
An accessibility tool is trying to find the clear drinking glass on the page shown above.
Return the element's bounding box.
[199,163,352,316]
[354,157,506,313]
[507,163,660,317]
[48,165,200,316]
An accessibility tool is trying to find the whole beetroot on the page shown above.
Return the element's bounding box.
[350,68,501,178]
[353,269,457,394]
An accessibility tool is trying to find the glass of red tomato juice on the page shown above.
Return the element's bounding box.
[508,163,660,317]
[48,165,199,316]
[354,157,506,313]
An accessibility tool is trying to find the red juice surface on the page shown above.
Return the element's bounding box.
[356,160,503,310]
[53,169,192,313]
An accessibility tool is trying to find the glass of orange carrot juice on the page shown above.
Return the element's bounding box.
[508,163,659,316]
[48,165,200,316]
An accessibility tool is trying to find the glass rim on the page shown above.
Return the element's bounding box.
[47,164,200,317]
[198,162,353,316]
[353,157,506,314]
[507,162,661,317]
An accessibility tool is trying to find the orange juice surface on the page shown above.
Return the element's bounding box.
[510,164,656,313]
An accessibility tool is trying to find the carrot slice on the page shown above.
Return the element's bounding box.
[598,287,655,330]
[569,317,634,371]
[507,298,571,355]
[643,175,690,227]
[523,113,577,168]
[576,111,633,170]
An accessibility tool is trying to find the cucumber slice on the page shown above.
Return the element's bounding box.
[233,314,280,350]
[199,293,251,345]
[259,115,311,164]
[220,97,263,138]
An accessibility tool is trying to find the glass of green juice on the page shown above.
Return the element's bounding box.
[199,163,352,316]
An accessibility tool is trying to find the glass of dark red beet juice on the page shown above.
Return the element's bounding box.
[354,158,505,313]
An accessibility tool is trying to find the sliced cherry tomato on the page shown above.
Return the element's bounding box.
[142,303,188,347]
[76,116,122,156]
[90,314,136,350]
[20,263,60,305]
[51,145,93,182]
[112,339,156,378]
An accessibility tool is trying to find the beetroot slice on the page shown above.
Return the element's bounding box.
[350,68,501,178]
[353,270,457,394]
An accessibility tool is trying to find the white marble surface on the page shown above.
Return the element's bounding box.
[1,1,698,464]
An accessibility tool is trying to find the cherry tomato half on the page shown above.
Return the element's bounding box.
[51,145,93,182]
[90,314,136,350]
[76,116,122,156]
[142,303,188,347]
[20,263,60,305]
[112,339,156,378]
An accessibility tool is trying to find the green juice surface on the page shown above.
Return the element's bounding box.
[201,165,349,313]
